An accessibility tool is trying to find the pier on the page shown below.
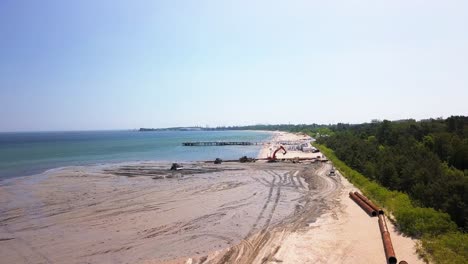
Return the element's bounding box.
[182,141,262,146]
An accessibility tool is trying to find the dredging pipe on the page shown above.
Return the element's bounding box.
[349,192,377,216]
[378,214,397,264]
[354,192,384,215]
[204,157,323,163]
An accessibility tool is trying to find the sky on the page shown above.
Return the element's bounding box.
[1,0,467,131]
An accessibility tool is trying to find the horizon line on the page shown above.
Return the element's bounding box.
[0,115,461,133]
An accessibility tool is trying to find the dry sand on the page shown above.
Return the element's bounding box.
[0,132,425,264]
[273,172,424,264]
[254,132,424,264]
[257,131,322,160]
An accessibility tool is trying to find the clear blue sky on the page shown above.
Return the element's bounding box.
[1,1,467,131]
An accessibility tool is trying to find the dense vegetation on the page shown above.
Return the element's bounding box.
[315,116,467,230]
[238,116,467,263]
[315,143,467,264]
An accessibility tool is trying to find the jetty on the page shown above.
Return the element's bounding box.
[182,141,262,146]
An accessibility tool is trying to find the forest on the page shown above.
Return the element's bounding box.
[316,116,467,230]
[225,117,467,262]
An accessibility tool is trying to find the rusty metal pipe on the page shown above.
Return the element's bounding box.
[378,213,389,233]
[349,192,377,216]
[354,192,384,215]
[378,214,397,264]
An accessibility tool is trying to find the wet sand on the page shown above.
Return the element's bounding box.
[0,132,424,264]
[0,161,330,264]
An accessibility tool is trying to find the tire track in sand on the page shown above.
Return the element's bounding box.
[282,172,288,184]
[263,171,283,228]
[289,171,298,189]
[220,170,283,264]
[295,170,306,189]
[215,165,341,264]
[245,172,276,237]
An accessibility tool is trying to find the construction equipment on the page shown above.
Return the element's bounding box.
[170,163,182,171]
[267,146,287,162]
[239,156,255,163]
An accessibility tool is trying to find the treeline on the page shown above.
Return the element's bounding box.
[316,116,467,230]
[206,124,328,133]
[140,124,329,133]
[316,143,466,263]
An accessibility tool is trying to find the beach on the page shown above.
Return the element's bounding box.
[0,132,424,264]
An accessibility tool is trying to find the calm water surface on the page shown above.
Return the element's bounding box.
[0,130,272,179]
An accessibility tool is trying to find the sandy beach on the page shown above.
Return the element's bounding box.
[0,132,424,264]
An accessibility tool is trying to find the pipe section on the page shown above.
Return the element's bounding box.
[378,214,397,264]
[349,192,377,216]
[354,192,384,214]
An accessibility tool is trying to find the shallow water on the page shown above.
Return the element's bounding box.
[0,130,272,179]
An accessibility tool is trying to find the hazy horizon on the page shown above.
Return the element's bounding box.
[1,1,467,132]
[0,115,462,133]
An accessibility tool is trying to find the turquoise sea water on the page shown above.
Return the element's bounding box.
[0,130,272,179]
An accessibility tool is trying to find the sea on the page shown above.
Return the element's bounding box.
[0,130,272,180]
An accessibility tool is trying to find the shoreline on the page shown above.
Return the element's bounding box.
[0,131,424,264]
[0,160,313,263]
[1,130,275,182]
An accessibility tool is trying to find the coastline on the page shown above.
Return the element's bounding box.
[0,130,274,183]
[0,131,423,264]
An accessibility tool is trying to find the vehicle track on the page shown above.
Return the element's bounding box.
[263,171,283,228]
[289,171,298,189]
[245,172,277,237]
[214,162,342,264]
[295,170,306,189]
[0,161,341,264]
[217,169,285,264]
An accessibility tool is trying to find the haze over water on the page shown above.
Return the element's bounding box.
[0,130,272,179]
